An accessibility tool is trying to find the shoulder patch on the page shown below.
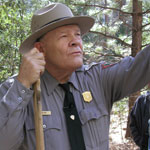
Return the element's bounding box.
[101,63,116,69]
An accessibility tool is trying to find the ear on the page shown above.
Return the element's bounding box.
[34,42,45,53]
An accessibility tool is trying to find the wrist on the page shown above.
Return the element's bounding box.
[17,75,31,89]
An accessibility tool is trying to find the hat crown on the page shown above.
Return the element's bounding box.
[19,3,95,54]
[31,3,73,33]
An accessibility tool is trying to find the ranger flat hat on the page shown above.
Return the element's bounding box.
[19,3,95,54]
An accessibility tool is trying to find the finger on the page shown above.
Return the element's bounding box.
[34,59,46,66]
[34,66,45,76]
[34,52,45,60]
[26,47,39,56]
[40,67,45,75]
[31,47,39,53]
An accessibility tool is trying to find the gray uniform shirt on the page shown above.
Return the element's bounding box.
[1,45,150,150]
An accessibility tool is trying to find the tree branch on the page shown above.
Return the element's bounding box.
[142,22,150,28]
[72,3,132,15]
[73,3,150,16]
[142,9,150,14]
[89,30,132,48]
[100,46,125,58]
[142,29,150,32]
[142,43,150,48]
[93,51,124,58]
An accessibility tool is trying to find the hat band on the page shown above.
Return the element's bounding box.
[41,16,70,29]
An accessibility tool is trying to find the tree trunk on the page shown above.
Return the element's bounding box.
[125,0,142,138]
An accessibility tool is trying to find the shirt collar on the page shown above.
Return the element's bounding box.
[41,70,59,96]
[41,66,84,95]
[69,72,80,91]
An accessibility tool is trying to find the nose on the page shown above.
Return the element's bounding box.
[69,35,82,47]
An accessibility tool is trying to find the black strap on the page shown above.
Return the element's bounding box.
[59,83,86,150]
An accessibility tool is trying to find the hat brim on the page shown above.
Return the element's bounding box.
[19,16,95,54]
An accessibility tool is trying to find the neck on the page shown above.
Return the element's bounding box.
[46,67,74,84]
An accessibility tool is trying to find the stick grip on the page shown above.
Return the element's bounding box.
[33,79,45,150]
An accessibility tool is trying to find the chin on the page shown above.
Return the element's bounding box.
[74,62,83,70]
[68,63,82,72]
[67,58,83,70]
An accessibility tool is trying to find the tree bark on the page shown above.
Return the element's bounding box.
[125,0,142,138]
[131,0,142,56]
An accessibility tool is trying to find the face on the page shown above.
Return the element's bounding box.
[39,25,83,72]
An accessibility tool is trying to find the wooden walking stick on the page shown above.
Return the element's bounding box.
[33,79,45,150]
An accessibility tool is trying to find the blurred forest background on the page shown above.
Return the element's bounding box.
[1,0,150,149]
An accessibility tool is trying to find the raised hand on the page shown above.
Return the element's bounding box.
[17,48,46,88]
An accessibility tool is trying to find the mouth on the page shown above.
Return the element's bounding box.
[70,51,83,57]
[68,46,83,56]
[72,51,82,54]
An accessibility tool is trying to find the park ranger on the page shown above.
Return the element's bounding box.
[0,3,150,150]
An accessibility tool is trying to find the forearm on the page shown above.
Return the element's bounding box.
[103,45,150,102]
[0,77,33,149]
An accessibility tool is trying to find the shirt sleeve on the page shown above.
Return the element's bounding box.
[0,76,33,150]
[100,45,150,102]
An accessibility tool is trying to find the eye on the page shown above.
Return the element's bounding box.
[61,34,67,38]
[76,32,81,37]
[58,34,67,40]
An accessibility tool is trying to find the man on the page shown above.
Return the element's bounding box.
[130,91,150,150]
[0,2,150,150]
